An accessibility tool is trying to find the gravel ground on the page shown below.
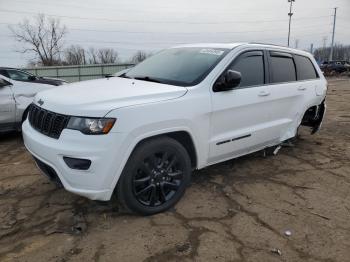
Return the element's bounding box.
[0,79,349,262]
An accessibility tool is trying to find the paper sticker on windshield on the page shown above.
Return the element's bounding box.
[200,49,224,56]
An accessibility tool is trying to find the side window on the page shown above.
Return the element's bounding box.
[294,55,318,80]
[229,51,265,88]
[6,69,31,81]
[269,52,296,83]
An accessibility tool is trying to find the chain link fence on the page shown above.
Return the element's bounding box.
[23,63,135,83]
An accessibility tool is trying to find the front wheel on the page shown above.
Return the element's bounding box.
[116,137,192,215]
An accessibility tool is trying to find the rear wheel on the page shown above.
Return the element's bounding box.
[116,137,191,215]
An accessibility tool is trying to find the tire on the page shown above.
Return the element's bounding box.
[116,136,192,215]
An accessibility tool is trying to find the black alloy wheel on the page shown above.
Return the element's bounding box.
[133,151,184,207]
[116,137,191,215]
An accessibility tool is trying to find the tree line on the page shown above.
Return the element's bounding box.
[10,14,350,67]
[313,44,350,62]
[63,46,149,66]
[9,14,151,67]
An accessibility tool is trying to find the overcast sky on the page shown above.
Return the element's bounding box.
[0,0,349,67]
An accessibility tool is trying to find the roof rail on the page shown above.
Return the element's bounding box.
[248,42,289,48]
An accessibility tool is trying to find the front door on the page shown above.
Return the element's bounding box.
[209,50,276,163]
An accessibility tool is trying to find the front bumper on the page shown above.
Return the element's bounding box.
[22,119,129,201]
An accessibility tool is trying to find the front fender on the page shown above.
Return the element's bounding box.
[107,125,203,198]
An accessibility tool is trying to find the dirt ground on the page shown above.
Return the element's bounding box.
[0,79,349,262]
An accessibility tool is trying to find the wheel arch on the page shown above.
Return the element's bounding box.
[300,99,326,134]
[130,130,198,169]
[109,129,199,200]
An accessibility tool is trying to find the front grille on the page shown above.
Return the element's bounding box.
[28,103,70,139]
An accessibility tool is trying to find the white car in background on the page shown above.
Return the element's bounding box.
[22,43,327,215]
[0,75,55,133]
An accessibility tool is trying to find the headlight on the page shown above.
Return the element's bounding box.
[67,117,116,135]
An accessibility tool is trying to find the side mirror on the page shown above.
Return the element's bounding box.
[28,75,37,81]
[213,70,241,92]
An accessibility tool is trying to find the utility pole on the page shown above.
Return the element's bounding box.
[329,7,337,61]
[287,0,295,47]
[310,43,314,54]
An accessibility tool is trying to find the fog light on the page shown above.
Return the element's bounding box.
[63,157,91,170]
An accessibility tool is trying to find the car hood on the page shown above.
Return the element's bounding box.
[34,77,188,117]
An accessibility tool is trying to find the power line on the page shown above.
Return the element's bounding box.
[336,24,349,29]
[337,17,349,20]
[4,0,291,16]
[7,0,342,16]
[0,31,332,49]
[0,9,332,25]
[0,29,332,45]
[0,21,333,35]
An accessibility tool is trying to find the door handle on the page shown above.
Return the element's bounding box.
[258,90,270,97]
[298,86,306,91]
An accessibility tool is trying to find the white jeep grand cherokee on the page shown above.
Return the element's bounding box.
[22,43,327,215]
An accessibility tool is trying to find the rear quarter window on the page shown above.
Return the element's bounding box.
[294,55,319,80]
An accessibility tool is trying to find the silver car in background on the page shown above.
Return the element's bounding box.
[0,75,56,133]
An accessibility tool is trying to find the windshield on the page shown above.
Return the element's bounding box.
[7,69,33,81]
[124,47,229,86]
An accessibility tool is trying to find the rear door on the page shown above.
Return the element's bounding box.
[0,77,16,130]
[264,51,304,141]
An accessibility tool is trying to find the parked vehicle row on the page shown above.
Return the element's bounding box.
[17,43,327,215]
[320,60,350,74]
[0,67,67,86]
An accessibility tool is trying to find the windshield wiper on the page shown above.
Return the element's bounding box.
[119,73,131,79]
[133,76,163,83]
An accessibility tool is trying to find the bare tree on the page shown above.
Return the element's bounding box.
[88,47,99,64]
[64,46,119,65]
[9,14,66,66]
[131,51,150,64]
[86,47,119,64]
[97,48,119,64]
[64,45,87,65]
